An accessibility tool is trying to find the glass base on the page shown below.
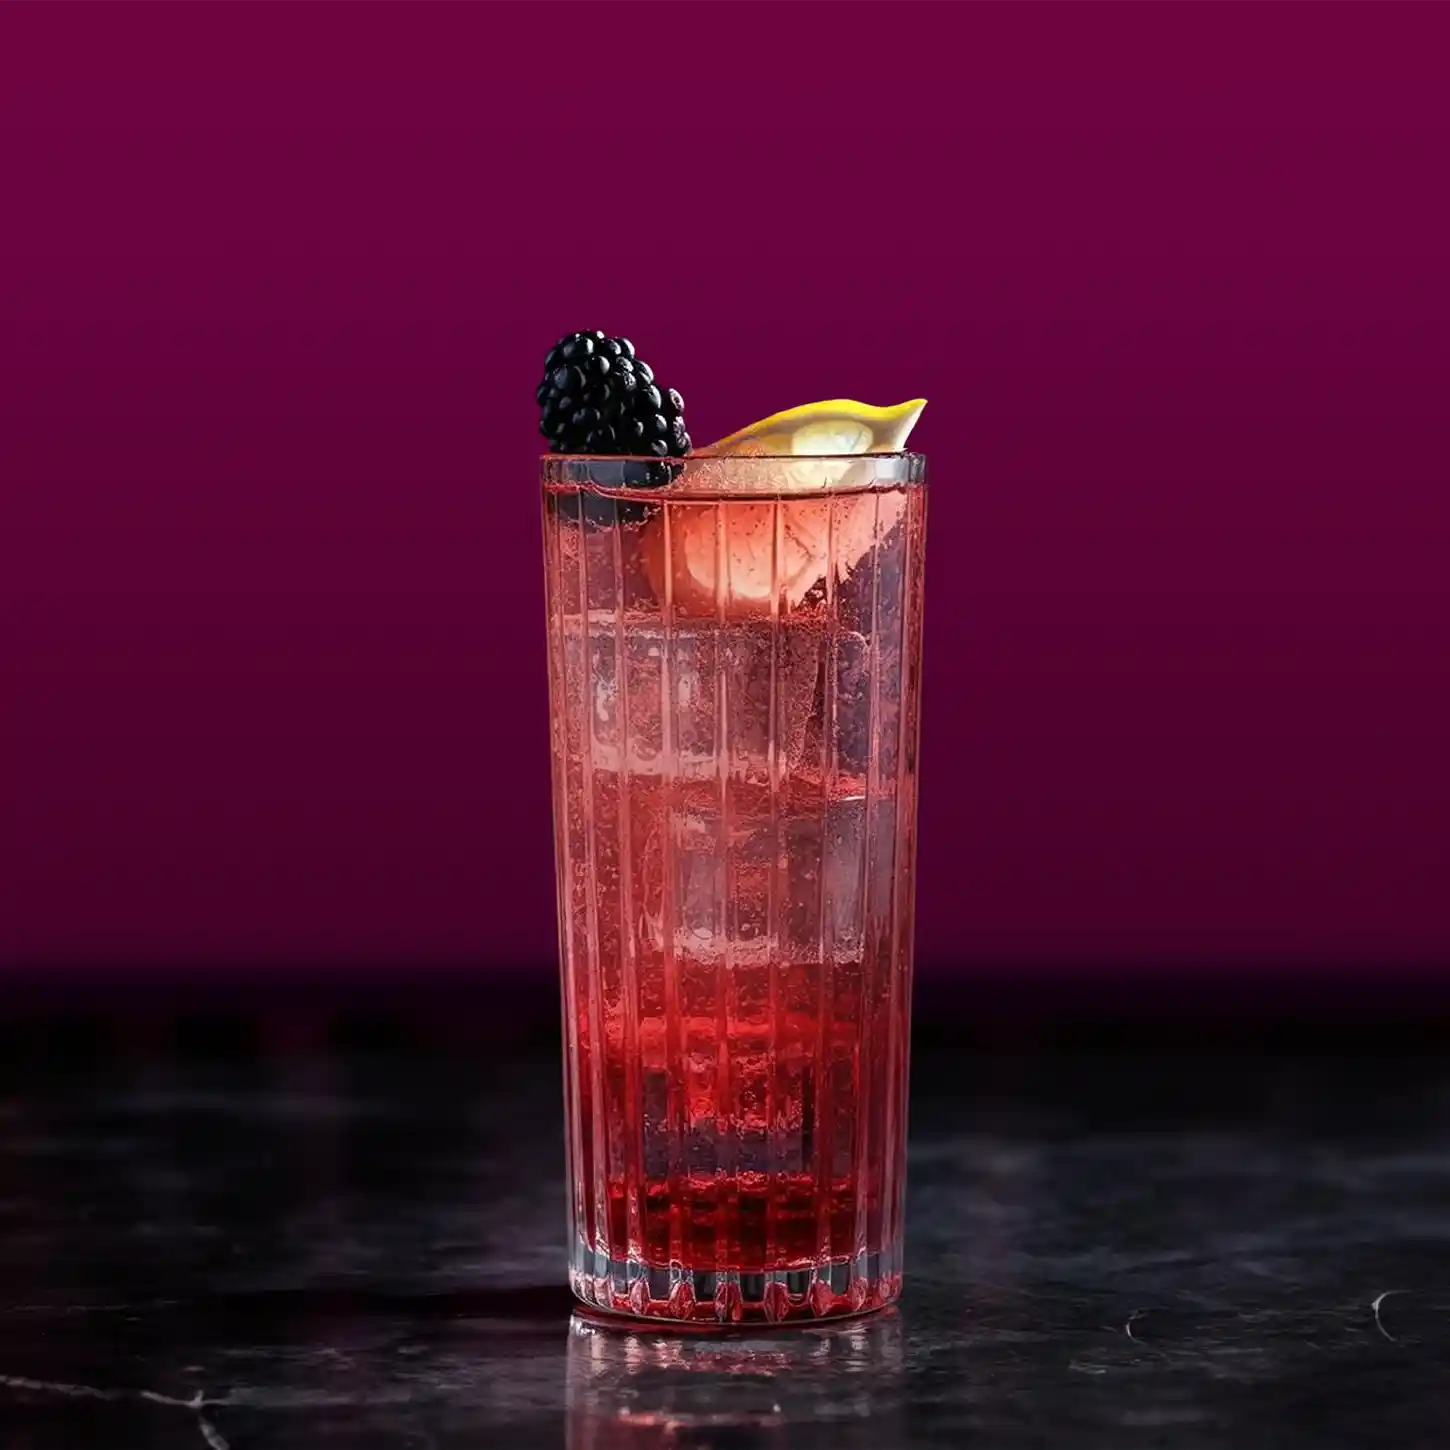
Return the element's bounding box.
[568,1236,903,1325]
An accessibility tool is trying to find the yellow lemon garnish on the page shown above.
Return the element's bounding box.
[705,398,927,459]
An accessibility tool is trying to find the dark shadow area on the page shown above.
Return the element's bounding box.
[4,963,1450,1062]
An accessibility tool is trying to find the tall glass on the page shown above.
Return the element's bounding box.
[541,452,927,1323]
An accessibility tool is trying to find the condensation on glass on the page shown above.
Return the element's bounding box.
[541,452,927,1323]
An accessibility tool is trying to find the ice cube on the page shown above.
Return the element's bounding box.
[640,485,905,618]
[580,617,822,778]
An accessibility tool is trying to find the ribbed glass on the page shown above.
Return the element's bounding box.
[541,452,927,1323]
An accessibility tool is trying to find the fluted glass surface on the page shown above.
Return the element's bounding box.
[542,453,927,1323]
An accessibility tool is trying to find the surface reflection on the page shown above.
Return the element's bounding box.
[566,1309,905,1450]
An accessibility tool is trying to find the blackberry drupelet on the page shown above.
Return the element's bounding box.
[538,331,690,524]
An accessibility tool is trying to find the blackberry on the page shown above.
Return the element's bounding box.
[538,330,690,524]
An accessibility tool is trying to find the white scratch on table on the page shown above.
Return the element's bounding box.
[198,1415,230,1450]
[1125,1309,1146,1343]
[0,1372,226,1449]
[1371,1290,1403,1343]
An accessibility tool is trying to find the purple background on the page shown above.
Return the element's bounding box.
[3,5,1449,976]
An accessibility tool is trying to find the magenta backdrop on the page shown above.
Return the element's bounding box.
[3,4,1450,974]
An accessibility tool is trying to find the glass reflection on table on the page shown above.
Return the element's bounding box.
[566,1309,905,1450]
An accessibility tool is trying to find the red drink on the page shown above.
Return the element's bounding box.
[543,454,927,1323]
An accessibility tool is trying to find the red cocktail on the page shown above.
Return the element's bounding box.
[542,449,927,1323]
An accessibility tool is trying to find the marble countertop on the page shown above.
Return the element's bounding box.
[1,1036,1447,1448]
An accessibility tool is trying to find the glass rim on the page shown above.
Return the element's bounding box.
[540,450,926,499]
[540,450,925,462]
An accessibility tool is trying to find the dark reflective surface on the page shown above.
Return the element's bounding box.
[1,1035,1449,1447]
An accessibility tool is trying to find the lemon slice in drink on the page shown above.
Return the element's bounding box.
[641,398,925,616]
